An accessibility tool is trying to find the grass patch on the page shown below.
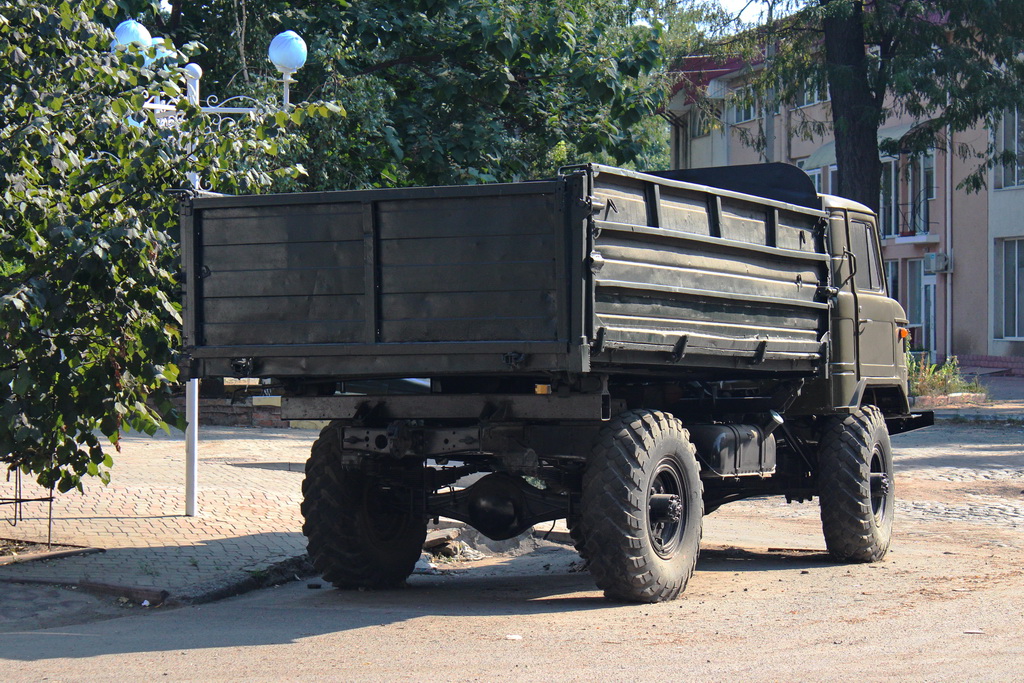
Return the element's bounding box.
[908,354,986,398]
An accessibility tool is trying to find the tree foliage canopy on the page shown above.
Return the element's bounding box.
[147,0,670,187]
[0,0,316,490]
[2,0,682,489]
[694,0,1024,209]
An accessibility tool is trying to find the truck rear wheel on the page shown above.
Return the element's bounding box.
[580,410,703,603]
[301,423,427,589]
[817,406,894,562]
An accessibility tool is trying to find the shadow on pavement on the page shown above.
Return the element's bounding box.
[697,545,835,573]
[0,540,857,662]
[0,547,610,661]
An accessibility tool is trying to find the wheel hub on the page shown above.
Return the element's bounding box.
[649,460,687,559]
[649,493,683,524]
[869,446,891,521]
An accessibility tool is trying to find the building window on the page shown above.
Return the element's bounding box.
[730,85,760,124]
[906,258,923,345]
[689,109,713,138]
[828,165,839,195]
[884,260,899,300]
[806,167,822,193]
[907,149,935,234]
[996,107,1024,189]
[880,159,898,237]
[997,238,1024,339]
[793,78,828,108]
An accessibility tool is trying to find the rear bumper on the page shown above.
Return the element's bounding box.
[885,411,935,435]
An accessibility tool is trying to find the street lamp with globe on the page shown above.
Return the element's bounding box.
[111,19,308,516]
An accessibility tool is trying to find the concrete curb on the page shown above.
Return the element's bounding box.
[934,412,1024,423]
[0,554,317,608]
[181,554,316,605]
[76,581,171,606]
[0,546,104,567]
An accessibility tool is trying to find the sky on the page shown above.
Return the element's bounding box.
[717,0,773,24]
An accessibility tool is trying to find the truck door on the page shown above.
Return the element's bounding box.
[847,213,899,380]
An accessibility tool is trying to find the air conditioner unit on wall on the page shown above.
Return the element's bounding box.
[923,252,952,274]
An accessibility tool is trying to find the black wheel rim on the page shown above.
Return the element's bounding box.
[869,446,890,523]
[648,458,686,559]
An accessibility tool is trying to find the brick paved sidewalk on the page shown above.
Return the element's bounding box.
[0,426,319,602]
[3,377,1023,605]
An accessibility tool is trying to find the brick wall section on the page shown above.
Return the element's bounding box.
[957,355,1024,376]
[170,396,290,428]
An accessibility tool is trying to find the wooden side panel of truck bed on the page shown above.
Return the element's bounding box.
[586,167,830,374]
[181,166,831,380]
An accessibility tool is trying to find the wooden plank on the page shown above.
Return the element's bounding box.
[381,316,558,343]
[203,294,365,325]
[202,266,363,298]
[379,290,556,322]
[596,261,819,304]
[203,320,365,346]
[381,262,556,294]
[201,204,363,245]
[594,297,822,332]
[203,240,362,271]
[377,194,558,239]
[594,221,829,263]
[380,233,553,266]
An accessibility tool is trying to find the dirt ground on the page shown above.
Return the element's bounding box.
[2,423,1022,680]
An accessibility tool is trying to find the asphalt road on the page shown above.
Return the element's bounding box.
[2,422,1022,681]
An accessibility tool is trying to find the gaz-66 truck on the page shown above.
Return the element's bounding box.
[179,163,932,603]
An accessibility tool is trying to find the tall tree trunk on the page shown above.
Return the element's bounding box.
[820,0,882,212]
[233,0,249,84]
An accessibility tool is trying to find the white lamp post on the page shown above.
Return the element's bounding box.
[268,30,307,107]
[112,21,307,516]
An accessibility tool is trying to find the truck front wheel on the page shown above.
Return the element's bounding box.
[580,410,703,603]
[301,423,427,589]
[817,406,894,562]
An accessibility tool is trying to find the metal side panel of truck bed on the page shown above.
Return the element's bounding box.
[180,164,831,381]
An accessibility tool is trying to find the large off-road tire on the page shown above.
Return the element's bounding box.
[568,519,588,563]
[301,422,427,589]
[817,406,895,563]
[580,410,703,603]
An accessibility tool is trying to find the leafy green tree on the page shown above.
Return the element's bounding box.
[695,0,1024,211]
[146,0,670,188]
[0,0,319,490]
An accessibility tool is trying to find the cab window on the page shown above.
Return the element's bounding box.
[849,219,883,292]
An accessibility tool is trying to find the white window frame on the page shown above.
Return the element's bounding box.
[689,109,713,138]
[996,107,1024,189]
[906,258,925,350]
[793,77,828,109]
[805,167,822,194]
[997,237,1024,340]
[730,85,760,124]
[903,260,936,357]
[908,149,934,234]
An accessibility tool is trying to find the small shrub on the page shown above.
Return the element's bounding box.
[907,354,986,398]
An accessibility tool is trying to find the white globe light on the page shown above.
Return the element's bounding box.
[183,63,203,81]
[268,31,307,73]
[113,20,152,49]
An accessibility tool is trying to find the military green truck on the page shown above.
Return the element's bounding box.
[179,162,932,603]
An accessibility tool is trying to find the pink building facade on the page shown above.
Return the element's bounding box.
[665,64,1024,372]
